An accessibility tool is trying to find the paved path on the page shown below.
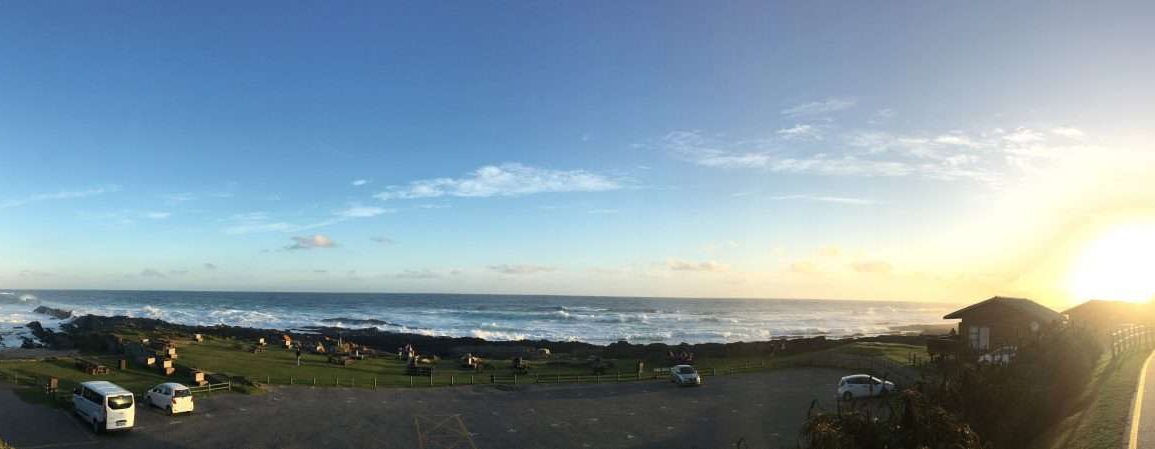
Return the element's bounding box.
[1,367,851,449]
[1130,351,1155,449]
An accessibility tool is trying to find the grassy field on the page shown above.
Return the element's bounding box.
[0,334,923,409]
[820,341,925,365]
[1035,349,1150,449]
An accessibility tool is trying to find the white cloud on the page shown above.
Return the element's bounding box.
[781,98,857,117]
[1051,127,1085,139]
[1003,127,1046,144]
[488,264,555,275]
[352,179,369,186]
[335,204,393,218]
[666,259,730,272]
[373,163,623,200]
[284,234,337,251]
[144,211,172,220]
[769,194,878,206]
[0,185,120,209]
[777,124,821,140]
[587,208,618,214]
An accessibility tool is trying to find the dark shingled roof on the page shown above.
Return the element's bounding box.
[944,296,1062,322]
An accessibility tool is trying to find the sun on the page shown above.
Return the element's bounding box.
[1066,219,1155,303]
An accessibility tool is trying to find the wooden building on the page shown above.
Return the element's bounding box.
[943,296,1063,352]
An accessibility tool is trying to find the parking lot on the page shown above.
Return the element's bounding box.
[0,367,848,449]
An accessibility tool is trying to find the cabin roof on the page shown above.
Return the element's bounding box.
[1062,299,1140,315]
[943,296,1062,322]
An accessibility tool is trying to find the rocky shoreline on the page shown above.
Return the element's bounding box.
[13,313,942,363]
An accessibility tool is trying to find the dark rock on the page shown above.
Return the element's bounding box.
[318,317,392,326]
[33,305,73,320]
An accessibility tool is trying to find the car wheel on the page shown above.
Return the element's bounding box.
[92,419,102,434]
[842,391,853,401]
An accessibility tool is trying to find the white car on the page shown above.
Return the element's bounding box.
[146,382,195,415]
[837,374,895,400]
[670,364,702,386]
[73,381,135,433]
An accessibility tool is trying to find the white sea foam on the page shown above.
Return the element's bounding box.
[0,291,960,346]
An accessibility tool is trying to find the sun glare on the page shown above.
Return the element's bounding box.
[1067,219,1155,303]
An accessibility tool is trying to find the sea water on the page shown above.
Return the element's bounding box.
[0,290,959,347]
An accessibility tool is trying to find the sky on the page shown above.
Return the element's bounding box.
[2,1,1154,306]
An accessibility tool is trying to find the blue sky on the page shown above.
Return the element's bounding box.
[3,1,1154,304]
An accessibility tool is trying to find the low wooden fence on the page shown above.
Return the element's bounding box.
[1110,324,1155,358]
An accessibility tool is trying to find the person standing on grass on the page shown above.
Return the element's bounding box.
[295,345,303,366]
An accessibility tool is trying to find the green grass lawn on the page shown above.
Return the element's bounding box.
[0,333,917,406]
[825,341,926,365]
[1034,349,1149,449]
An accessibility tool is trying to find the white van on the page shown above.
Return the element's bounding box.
[73,381,135,433]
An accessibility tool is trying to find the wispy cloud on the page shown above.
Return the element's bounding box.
[769,194,878,206]
[666,259,730,272]
[374,163,623,200]
[587,208,618,215]
[284,234,337,251]
[393,269,442,279]
[352,179,369,187]
[1,185,120,209]
[371,236,394,245]
[144,211,172,220]
[140,268,166,278]
[664,125,1086,186]
[488,264,555,275]
[777,124,821,140]
[1051,127,1085,139]
[335,204,393,218]
[781,98,857,117]
[161,192,197,202]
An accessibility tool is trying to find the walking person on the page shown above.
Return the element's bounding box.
[295,345,303,366]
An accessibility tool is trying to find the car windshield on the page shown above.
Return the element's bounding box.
[107,394,133,410]
[677,367,696,374]
[173,389,192,398]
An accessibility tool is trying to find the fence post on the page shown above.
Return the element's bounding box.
[335,376,339,386]
[429,375,433,387]
[450,375,455,386]
[266,375,270,385]
[490,374,495,384]
[312,377,317,386]
[470,375,474,385]
[513,374,518,385]
[373,377,377,389]
[290,376,294,385]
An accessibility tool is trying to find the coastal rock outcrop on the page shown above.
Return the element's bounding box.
[33,305,73,320]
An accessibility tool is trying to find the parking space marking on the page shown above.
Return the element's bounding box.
[415,414,478,449]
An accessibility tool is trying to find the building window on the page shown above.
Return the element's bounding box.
[968,325,990,350]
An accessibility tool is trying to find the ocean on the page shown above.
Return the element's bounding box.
[0,290,959,348]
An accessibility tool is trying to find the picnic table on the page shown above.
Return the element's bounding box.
[75,358,109,375]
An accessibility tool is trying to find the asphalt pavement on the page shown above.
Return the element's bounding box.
[0,367,849,449]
